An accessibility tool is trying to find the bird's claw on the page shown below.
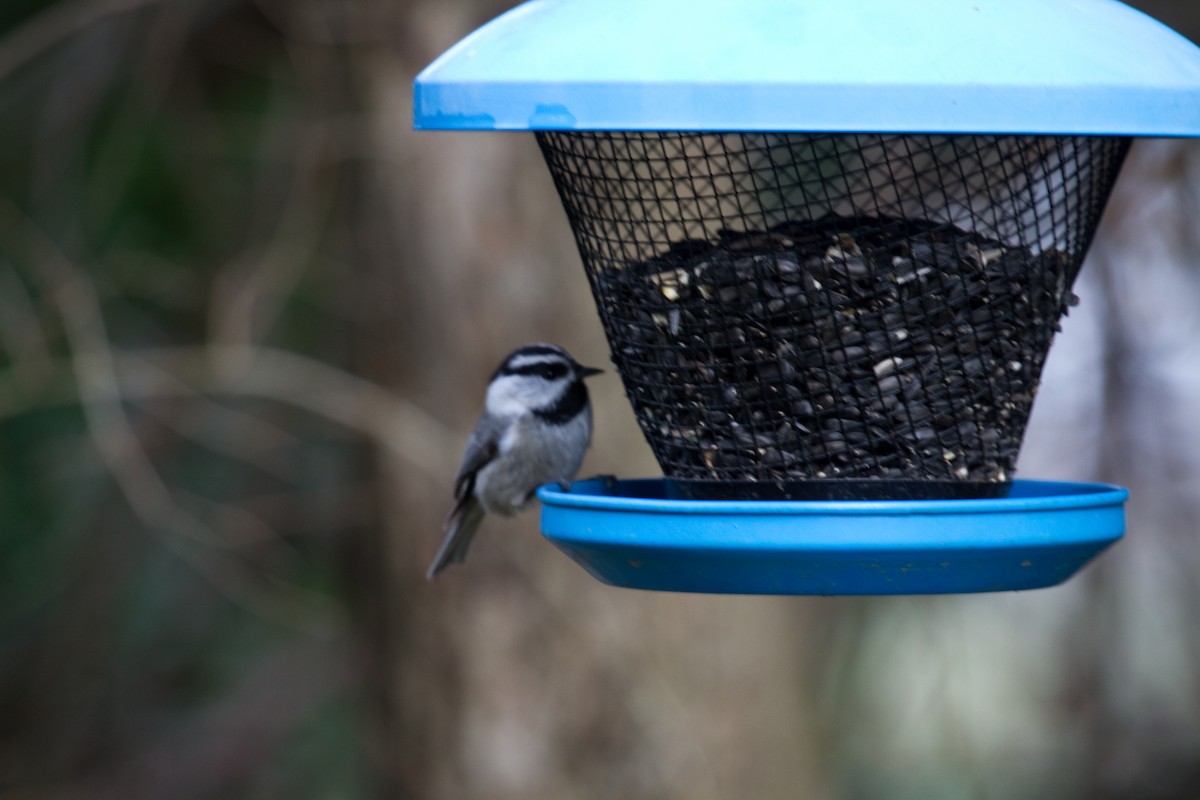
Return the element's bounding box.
[574,473,618,494]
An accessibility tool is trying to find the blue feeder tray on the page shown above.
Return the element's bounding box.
[539,479,1127,595]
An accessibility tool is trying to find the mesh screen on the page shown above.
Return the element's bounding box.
[537,132,1129,499]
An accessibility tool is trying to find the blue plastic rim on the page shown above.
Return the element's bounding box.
[538,479,1128,595]
[414,0,1200,134]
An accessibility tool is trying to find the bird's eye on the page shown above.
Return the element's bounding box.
[540,364,567,380]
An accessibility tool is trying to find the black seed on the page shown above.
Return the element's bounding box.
[593,212,1074,488]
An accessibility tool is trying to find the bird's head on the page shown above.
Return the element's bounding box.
[485,343,603,419]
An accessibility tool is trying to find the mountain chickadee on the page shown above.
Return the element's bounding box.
[427,343,603,579]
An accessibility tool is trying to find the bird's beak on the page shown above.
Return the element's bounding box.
[578,365,604,378]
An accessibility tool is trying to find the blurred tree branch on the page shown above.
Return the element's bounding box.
[0,2,423,796]
[0,197,363,634]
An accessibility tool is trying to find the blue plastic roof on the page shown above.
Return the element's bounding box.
[413,0,1200,134]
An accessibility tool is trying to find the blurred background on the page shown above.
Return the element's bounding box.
[1,1,1199,798]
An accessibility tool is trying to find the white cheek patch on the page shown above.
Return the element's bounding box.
[487,376,555,419]
[488,388,528,418]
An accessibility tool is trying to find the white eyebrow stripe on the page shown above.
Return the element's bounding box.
[507,354,567,370]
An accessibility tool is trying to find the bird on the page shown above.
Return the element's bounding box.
[427,343,603,579]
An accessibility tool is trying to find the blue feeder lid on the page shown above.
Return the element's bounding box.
[414,0,1200,134]
[539,479,1128,595]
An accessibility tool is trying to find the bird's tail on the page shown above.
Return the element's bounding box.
[426,495,487,580]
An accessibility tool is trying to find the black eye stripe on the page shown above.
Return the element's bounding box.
[534,379,589,424]
[490,343,575,382]
[504,362,569,378]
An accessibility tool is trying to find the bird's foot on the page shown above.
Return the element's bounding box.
[576,474,618,494]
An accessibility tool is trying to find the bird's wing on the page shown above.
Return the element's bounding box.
[428,418,503,580]
[451,416,503,504]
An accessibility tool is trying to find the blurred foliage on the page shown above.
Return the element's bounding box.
[0,1,376,797]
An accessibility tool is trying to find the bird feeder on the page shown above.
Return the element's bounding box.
[414,0,1200,594]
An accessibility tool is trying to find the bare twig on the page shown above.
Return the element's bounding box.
[171,488,294,549]
[207,112,334,357]
[0,344,459,477]
[128,358,306,484]
[74,0,196,228]
[0,198,339,635]
[0,260,52,361]
[0,260,56,400]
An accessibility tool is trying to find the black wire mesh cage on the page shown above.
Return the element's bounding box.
[538,132,1130,500]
